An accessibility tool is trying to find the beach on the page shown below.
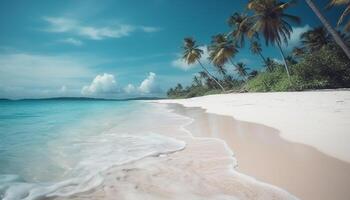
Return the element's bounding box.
[1,91,350,200]
[0,99,295,200]
[156,90,350,200]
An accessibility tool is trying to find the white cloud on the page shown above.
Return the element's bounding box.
[124,72,160,94]
[139,72,157,93]
[283,25,311,50]
[60,38,83,46]
[43,17,160,40]
[140,26,161,33]
[124,84,136,94]
[171,46,209,71]
[81,73,117,95]
[273,58,283,64]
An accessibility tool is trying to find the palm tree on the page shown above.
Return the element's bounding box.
[192,75,202,87]
[250,40,267,64]
[216,65,227,77]
[227,12,254,47]
[235,62,250,80]
[301,27,332,52]
[247,0,301,81]
[305,0,350,59]
[286,56,297,65]
[249,70,259,79]
[292,47,305,58]
[208,34,238,68]
[264,57,276,72]
[182,37,225,91]
[327,0,350,32]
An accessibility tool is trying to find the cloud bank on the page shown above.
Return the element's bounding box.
[81,73,117,95]
[43,17,160,40]
[81,72,160,97]
[124,72,160,94]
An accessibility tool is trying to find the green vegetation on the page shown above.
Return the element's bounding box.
[167,0,350,98]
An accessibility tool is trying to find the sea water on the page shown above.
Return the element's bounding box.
[0,99,185,200]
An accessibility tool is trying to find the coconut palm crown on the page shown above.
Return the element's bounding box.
[182,38,203,65]
[247,0,301,46]
[208,34,238,67]
[227,12,254,47]
[301,27,332,52]
[250,40,267,63]
[235,62,250,80]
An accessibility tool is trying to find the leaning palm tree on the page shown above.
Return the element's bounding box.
[250,40,267,64]
[235,62,250,80]
[247,0,301,81]
[208,34,238,69]
[227,12,255,47]
[305,0,350,59]
[301,27,332,52]
[327,0,350,32]
[182,37,225,91]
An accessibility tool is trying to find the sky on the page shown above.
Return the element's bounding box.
[0,0,343,99]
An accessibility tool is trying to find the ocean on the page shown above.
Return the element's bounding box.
[0,99,186,200]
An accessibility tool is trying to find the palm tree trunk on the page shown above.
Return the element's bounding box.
[305,0,350,60]
[258,52,267,64]
[277,43,292,83]
[197,60,225,92]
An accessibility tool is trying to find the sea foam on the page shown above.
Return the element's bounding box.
[0,133,185,200]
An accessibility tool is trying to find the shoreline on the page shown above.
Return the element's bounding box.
[165,103,350,200]
[155,91,350,163]
[56,102,297,200]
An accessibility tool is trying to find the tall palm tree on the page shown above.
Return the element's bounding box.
[301,27,332,52]
[235,62,250,80]
[182,37,225,91]
[247,0,301,81]
[250,40,267,64]
[216,65,227,77]
[208,34,238,67]
[305,0,350,59]
[227,12,255,47]
[327,0,350,32]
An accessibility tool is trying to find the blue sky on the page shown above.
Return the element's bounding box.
[0,0,342,99]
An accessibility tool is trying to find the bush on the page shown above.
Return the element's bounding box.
[246,67,297,92]
[292,45,350,89]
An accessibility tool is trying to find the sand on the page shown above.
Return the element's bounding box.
[156,90,350,163]
[54,103,297,200]
[168,104,350,200]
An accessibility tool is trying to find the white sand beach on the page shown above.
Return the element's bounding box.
[157,90,350,163]
[154,90,350,200]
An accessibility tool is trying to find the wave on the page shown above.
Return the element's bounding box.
[0,133,185,200]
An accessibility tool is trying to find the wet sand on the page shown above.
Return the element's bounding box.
[168,103,350,200]
[55,103,296,200]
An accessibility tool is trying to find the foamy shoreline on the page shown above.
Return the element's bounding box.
[155,90,350,163]
[55,102,297,200]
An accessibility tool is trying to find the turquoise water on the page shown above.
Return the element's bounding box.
[0,99,185,200]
